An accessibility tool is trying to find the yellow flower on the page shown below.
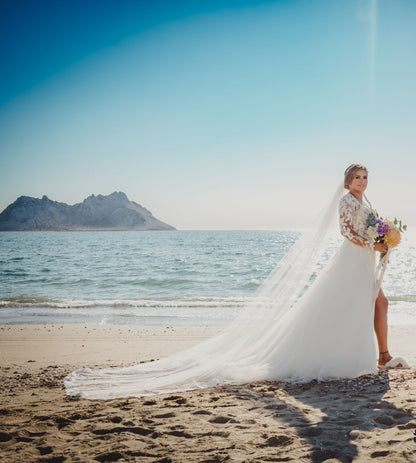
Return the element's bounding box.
[385,227,401,248]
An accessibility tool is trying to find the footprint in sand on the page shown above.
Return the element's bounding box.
[163,395,187,405]
[371,450,390,458]
[154,412,176,418]
[95,450,124,462]
[92,426,154,437]
[208,416,238,424]
[167,430,194,438]
[392,411,411,419]
[15,431,34,443]
[263,435,294,447]
[54,416,74,430]
[398,421,416,430]
[142,400,157,406]
[264,403,288,410]
[311,449,339,460]
[109,416,122,423]
[297,427,323,437]
[175,398,187,405]
[163,395,183,401]
[192,410,212,415]
[37,445,54,455]
[375,415,396,426]
[0,431,12,442]
[68,413,89,421]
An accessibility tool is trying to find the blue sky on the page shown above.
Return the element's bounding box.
[1,0,415,229]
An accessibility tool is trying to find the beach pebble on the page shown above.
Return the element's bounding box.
[348,430,362,440]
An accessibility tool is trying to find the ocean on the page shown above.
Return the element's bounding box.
[1,230,415,326]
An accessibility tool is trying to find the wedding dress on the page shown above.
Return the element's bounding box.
[65,184,384,399]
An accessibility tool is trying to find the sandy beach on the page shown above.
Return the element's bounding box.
[1,324,416,462]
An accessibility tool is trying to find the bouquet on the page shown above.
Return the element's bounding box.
[366,212,407,257]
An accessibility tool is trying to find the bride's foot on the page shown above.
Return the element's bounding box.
[378,351,393,366]
[378,351,403,368]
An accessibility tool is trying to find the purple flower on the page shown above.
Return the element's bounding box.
[377,222,390,236]
[382,223,390,234]
[376,219,383,224]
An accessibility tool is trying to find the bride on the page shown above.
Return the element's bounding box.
[64,164,408,399]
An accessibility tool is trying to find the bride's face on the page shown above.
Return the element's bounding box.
[349,169,368,193]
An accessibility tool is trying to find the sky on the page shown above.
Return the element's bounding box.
[0,0,415,229]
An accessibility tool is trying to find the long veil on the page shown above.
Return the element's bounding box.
[64,183,350,399]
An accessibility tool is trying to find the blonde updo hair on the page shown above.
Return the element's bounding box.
[344,164,368,190]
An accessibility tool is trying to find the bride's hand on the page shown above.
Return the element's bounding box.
[374,242,388,253]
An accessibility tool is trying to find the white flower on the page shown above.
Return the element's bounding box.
[367,226,379,240]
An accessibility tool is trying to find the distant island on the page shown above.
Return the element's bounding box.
[0,192,176,231]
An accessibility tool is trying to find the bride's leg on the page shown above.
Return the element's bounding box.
[374,289,402,366]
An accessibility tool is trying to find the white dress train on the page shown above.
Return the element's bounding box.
[64,186,381,399]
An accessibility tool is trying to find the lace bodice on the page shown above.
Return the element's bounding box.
[339,192,374,250]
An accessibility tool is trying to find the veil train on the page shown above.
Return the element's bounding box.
[64,182,380,399]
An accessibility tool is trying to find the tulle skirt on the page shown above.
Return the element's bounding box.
[263,239,378,382]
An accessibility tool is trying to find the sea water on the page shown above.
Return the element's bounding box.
[1,230,415,326]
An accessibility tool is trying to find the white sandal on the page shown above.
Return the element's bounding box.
[378,356,410,370]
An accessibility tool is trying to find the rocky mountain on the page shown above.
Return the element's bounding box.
[0,192,175,231]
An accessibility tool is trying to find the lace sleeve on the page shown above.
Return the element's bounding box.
[339,195,374,250]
